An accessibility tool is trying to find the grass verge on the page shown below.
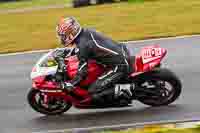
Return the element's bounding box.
[1,0,200,54]
[98,128,200,133]
[0,0,69,10]
[96,124,200,133]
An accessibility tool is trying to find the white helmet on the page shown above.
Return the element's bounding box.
[56,17,82,46]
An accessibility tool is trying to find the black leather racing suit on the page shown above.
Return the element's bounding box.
[55,28,132,105]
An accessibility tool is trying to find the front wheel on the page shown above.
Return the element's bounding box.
[135,68,182,106]
[27,89,72,115]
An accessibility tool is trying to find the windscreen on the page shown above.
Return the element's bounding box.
[38,48,74,68]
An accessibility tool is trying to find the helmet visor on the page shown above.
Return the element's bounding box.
[57,32,73,46]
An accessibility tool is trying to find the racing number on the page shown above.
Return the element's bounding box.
[143,48,162,59]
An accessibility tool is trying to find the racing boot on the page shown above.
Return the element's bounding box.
[114,83,135,106]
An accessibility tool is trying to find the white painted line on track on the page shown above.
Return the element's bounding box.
[121,34,200,44]
[0,49,53,57]
[0,34,200,57]
[32,119,200,133]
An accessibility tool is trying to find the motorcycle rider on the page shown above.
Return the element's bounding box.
[55,17,134,106]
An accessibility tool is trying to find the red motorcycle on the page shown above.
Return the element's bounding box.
[27,45,182,115]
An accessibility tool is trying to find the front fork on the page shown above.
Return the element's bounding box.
[32,87,68,107]
[39,92,49,108]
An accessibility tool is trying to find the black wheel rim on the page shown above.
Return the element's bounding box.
[140,80,175,105]
[32,91,70,113]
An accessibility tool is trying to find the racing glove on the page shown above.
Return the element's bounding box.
[60,82,74,92]
[56,58,66,73]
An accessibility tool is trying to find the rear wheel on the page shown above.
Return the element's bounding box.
[134,68,182,106]
[27,89,72,115]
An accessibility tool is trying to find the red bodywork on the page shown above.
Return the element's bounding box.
[32,45,167,108]
[132,45,167,76]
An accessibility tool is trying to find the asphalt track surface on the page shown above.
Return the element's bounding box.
[1,36,200,133]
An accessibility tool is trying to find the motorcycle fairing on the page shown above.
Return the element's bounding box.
[66,55,105,86]
[31,50,58,80]
[131,45,167,77]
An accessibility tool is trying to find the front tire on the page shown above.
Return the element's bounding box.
[27,89,72,115]
[135,68,182,106]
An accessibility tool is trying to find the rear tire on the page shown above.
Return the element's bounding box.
[27,88,72,115]
[135,68,182,106]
